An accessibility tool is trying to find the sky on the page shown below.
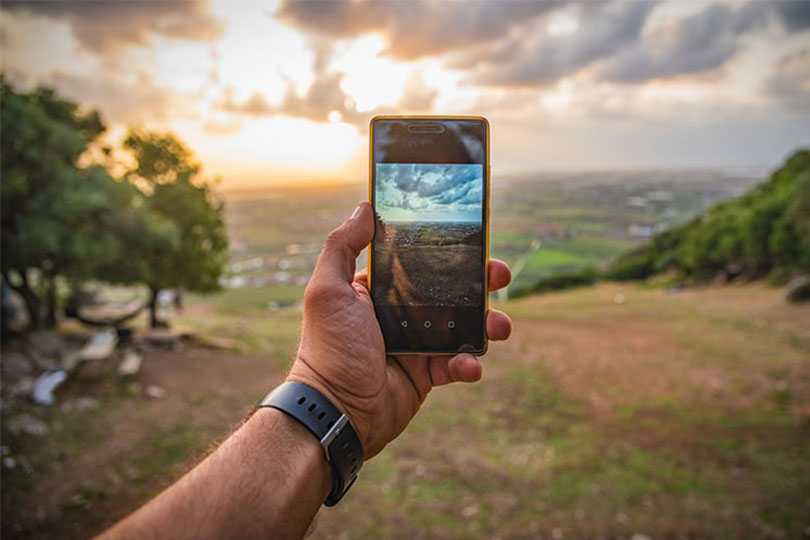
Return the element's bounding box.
[1,0,809,189]
[376,163,483,222]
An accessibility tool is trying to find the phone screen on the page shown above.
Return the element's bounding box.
[370,118,488,354]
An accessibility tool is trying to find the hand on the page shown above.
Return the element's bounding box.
[287,202,512,458]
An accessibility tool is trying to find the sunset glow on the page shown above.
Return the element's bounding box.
[2,0,808,188]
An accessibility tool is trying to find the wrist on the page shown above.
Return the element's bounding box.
[286,363,368,451]
[249,407,331,499]
[260,380,365,506]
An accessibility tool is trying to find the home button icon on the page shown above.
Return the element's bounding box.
[423,320,432,329]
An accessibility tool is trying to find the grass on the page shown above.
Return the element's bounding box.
[190,283,304,313]
[4,283,810,539]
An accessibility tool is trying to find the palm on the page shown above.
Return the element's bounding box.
[288,202,511,459]
[294,274,433,457]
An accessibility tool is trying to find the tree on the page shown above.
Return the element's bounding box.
[0,77,114,329]
[122,130,228,328]
[606,149,810,284]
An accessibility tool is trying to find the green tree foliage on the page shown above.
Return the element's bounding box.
[1,79,228,331]
[606,150,810,282]
[1,77,113,328]
[122,130,228,327]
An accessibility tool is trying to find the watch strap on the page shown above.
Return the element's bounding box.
[259,381,362,506]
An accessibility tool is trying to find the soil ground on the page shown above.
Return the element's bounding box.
[3,283,810,539]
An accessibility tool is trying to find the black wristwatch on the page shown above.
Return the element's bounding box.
[258,381,363,506]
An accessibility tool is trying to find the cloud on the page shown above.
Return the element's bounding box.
[463,1,659,87]
[379,164,482,212]
[600,3,771,83]
[217,47,437,128]
[774,0,810,32]
[1,0,222,54]
[458,1,810,88]
[766,48,810,112]
[276,0,557,60]
[41,71,180,125]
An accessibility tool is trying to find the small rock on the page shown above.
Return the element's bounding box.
[62,351,82,373]
[28,351,58,371]
[145,385,166,399]
[78,329,118,361]
[141,331,182,351]
[194,335,240,351]
[26,330,66,359]
[613,292,626,305]
[786,275,810,303]
[32,370,67,406]
[461,504,479,518]
[631,535,652,540]
[1,352,32,381]
[118,349,142,377]
[552,528,564,540]
[61,397,100,413]
[9,376,35,400]
[8,413,48,437]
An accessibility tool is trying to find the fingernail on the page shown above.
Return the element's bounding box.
[350,205,362,219]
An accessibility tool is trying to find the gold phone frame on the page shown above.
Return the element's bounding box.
[367,115,491,356]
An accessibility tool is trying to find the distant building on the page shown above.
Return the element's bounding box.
[628,224,654,238]
[627,196,647,208]
[647,190,674,202]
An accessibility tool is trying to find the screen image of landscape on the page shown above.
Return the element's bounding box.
[373,163,484,307]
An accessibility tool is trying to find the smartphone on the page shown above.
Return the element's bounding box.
[369,116,490,355]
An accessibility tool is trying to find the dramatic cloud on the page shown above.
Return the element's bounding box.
[1,1,222,54]
[376,164,483,222]
[277,0,557,60]
[451,1,810,88]
[774,0,810,32]
[464,1,657,87]
[600,2,788,83]
[766,48,810,112]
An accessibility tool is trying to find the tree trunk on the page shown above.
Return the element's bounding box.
[173,288,184,311]
[45,273,58,328]
[148,287,161,329]
[2,269,43,331]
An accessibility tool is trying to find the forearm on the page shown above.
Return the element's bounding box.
[101,407,330,540]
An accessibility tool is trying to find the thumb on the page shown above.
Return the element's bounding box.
[314,202,374,284]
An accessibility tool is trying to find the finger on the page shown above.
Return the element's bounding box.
[313,202,374,285]
[353,268,369,289]
[486,308,512,341]
[430,354,482,386]
[395,355,432,402]
[488,258,511,292]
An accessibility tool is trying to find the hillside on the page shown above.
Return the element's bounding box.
[4,283,809,539]
[608,150,810,283]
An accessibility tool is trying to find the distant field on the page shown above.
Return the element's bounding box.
[220,170,758,298]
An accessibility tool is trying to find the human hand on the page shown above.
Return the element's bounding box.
[287,202,512,458]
